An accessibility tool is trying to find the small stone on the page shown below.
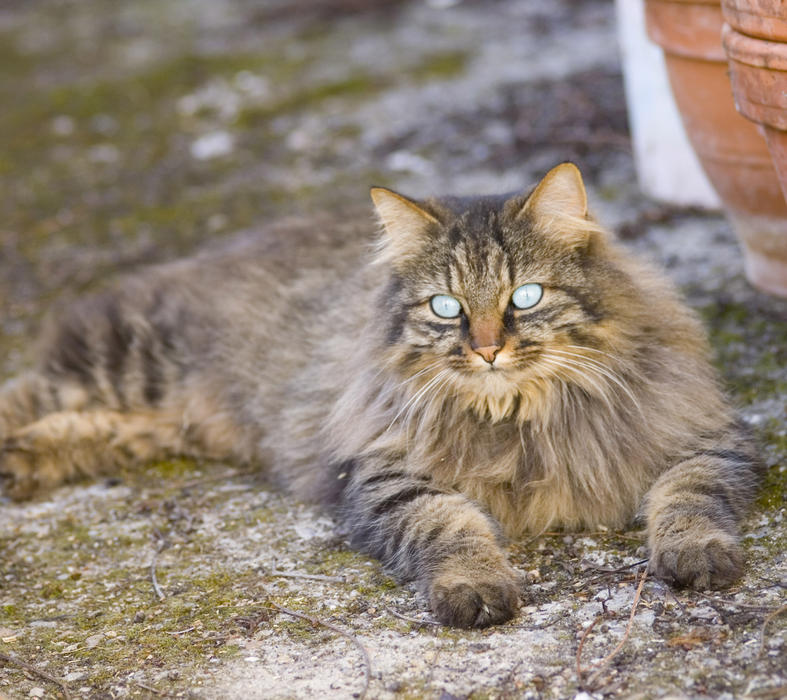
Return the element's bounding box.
[28,688,45,698]
[63,671,86,682]
[85,633,103,649]
[190,131,234,160]
[50,115,74,136]
[133,611,145,623]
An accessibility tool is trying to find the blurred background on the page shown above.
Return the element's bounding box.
[0,0,636,372]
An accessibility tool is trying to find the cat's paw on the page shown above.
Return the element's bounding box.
[428,564,522,628]
[648,527,743,590]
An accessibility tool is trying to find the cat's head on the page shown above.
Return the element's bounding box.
[370,163,635,422]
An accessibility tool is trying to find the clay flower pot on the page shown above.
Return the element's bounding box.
[723,0,787,40]
[722,2,787,295]
[645,0,787,297]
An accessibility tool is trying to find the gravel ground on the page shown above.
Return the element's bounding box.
[0,1,785,699]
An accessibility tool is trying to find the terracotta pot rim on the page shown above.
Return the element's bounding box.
[645,0,727,61]
[647,0,720,5]
[721,0,787,43]
[723,23,787,71]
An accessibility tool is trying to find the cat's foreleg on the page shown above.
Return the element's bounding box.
[644,439,763,589]
[341,459,521,627]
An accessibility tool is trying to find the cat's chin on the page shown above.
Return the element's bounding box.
[455,371,522,423]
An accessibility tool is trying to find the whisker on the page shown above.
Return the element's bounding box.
[545,348,645,419]
[541,354,607,397]
[538,356,616,414]
[385,369,449,433]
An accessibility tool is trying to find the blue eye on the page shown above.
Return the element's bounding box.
[430,294,462,318]
[511,283,543,310]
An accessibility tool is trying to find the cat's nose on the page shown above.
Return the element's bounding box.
[474,345,501,364]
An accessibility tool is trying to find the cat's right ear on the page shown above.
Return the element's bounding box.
[370,187,440,262]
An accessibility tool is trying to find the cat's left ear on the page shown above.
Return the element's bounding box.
[514,163,599,248]
[370,187,440,261]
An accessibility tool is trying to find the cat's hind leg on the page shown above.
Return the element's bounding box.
[0,371,90,442]
[0,407,187,500]
[0,393,251,500]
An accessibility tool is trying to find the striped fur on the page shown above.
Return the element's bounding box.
[0,164,763,627]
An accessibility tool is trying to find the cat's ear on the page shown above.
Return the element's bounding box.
[515,163,599,248]
[370,187,440,261]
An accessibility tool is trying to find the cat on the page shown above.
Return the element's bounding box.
[0,163,763,628]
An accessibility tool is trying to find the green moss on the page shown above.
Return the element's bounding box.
[698,299,787,405]
[146,458,202,480]
[408,50,471,82]
[756,420,787,511]
[235,72,385,128]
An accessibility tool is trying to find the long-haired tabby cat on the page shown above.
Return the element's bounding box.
[0,163,762,627]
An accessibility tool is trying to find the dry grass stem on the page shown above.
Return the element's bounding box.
[757,602,787,659]
[0,651,72,700]
[384,606,443,627]
[266,569,348,583]
[261,590,372,700]
[150,543,166,601]
[577,567,649,690]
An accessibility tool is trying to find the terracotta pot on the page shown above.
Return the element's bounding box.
[645,0,787,297]
[722,4,787,295]
[722,0,787,41]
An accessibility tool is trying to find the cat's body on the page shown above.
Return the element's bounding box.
[0,164,762,627]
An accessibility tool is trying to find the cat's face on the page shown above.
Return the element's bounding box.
[372,164,616,420]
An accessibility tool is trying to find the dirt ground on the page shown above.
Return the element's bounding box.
[0,1,785,698]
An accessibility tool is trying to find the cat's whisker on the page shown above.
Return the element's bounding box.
[545,348,645,420]
[538,356,617,414]
[404,371,454,435]
[385,369,450,434]
[413,372,454,435]
[395,362,444,391]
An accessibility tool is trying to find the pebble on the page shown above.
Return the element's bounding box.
[190,131,234,160]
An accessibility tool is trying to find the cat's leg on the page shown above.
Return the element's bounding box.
[340,457,521,627]
[0,396,249,500]
[644,427,763,589]
[0,371,89,442]
[0,408,187,500]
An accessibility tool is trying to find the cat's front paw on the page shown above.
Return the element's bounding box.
[428,562,522,628]
[648,527,743,590]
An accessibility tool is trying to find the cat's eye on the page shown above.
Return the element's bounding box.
[511,283,543,310]
[430,294,462,319]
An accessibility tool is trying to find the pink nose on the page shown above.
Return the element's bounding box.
[474,345,501,364]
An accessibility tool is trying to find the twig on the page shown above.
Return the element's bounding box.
[133,680,175,697]
[264,596,371,699]
[758,602,787,659]
[575,614,606,683]
[385,606,443,627]
[150,539,167,601]
[581,558,649,575]
[266,569,348,584]
[501,613,566,631]
[577,567,649,690]
[0,651,71,700]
